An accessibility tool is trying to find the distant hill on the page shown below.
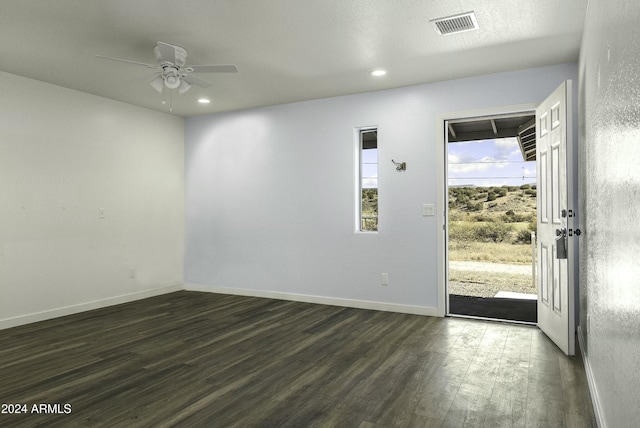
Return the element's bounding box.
[449,185,536,221]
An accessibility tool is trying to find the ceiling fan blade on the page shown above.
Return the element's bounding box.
[150,75,164,93]
[189,64,238,73]
[178,79,191,94]
[156,41,177,64]
[96,55,157,69]
[183,74,213,89]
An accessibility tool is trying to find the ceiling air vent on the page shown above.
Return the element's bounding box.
[431,11,479,36]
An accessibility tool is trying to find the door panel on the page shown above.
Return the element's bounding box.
[539,150,549,223]
[540,244,549,303]
[536,81,575,355]
[551,143,561,224]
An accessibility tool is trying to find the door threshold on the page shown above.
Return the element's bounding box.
[448,294,537,323]
[447,313,537,326]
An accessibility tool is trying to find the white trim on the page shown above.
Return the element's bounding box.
[355,125,379,233]
[436,103,538,318]
[0,283,183,330]
[578,325,606,428]
[185,283,441,317]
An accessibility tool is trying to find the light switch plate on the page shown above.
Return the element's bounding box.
[381,273,389,286]
[422,204,435,216]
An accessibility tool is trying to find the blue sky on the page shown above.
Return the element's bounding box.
[361,149,378,189]
[448,137,536,187]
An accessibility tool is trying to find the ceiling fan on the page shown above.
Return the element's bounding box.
[97,41,238,96]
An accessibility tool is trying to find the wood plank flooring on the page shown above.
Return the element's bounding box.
[0,291,596,427]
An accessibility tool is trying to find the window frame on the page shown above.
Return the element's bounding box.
[356,126,379,233]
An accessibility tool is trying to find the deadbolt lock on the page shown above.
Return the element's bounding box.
[568,228,583,237]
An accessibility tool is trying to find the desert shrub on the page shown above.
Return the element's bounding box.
[472,214,494,222]
[449,211,465,222]
[473,222,514,243]
[520,184,531,190]
[509,218,538,244]
[456,194,470,204]
[525,189,537,197]
[450,220,518,244]
[502,211,531,223]
[487,192,497,202]
[498,188,508,197]
[514,229,534,244]
[448,222,476,242]
[502,212,514,222]
[466,201,483,211]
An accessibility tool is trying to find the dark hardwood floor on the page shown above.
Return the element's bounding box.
[0,291,595,427]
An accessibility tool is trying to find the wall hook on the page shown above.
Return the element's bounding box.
[391,159,406,171]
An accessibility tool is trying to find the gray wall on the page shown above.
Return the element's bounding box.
[185,63,576,314]
[578,0,640,426]
[0,71,185,328]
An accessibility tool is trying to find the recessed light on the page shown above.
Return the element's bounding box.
[370,69,387,77]
[198,98,210,104]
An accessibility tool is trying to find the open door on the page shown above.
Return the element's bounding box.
[536,81,575,355]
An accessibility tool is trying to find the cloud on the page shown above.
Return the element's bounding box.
[492,138,520,160]
[362,177,378,188]
[448,137,534,181]
[494,138,518,150]
[448,162,492,174]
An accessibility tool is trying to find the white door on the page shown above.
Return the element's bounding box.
[536,81,575,355]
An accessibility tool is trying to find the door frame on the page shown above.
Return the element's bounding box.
[436,103,539,317]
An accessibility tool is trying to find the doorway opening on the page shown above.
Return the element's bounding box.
[445,113,538,323]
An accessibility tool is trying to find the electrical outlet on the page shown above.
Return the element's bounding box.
[381,273,389,286]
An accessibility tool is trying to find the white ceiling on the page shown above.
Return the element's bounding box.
[1,0,587,117]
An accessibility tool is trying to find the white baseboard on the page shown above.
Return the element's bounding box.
[184,283,441,317]
[0,283,183,330]
[578,325,606,428]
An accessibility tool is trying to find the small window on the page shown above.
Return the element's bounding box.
[359,128,378,231]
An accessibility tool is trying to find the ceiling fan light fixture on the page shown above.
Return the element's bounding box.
[164,73,181,89]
